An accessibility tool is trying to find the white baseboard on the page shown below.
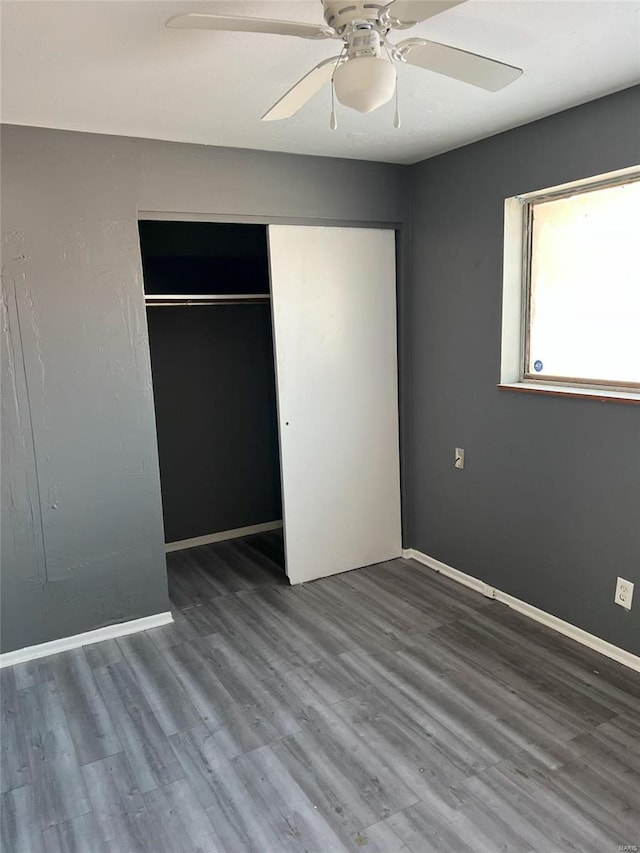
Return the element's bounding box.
[0,611,173,669]
[402,548,640,674]
[166,520,283,553]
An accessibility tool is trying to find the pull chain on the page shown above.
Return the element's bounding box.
[330,48,346,131]
[393,75,401,128]
[382,40,401,129]
[330,78,337,130]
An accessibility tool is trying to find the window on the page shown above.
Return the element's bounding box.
[501,167,640,400]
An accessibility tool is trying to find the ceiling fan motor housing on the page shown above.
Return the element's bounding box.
[322,0,394,34]
[348,28,382,58]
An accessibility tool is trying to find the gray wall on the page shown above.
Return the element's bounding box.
[1,124,407,653]
[406,85,640,655]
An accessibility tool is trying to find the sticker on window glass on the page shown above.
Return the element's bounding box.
[534,360,543,372]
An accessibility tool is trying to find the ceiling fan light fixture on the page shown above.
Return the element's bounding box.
[333,56,396,113]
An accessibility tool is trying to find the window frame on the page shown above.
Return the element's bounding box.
[500,166,640,402]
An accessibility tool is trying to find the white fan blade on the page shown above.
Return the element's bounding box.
[262,56,344,121]
[166,13,335,40]
[389,1,466,25]
[398,39,522,90]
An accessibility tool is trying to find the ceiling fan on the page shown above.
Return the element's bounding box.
[166,1,523,123]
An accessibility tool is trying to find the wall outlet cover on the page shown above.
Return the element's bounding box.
[614,577,634,610]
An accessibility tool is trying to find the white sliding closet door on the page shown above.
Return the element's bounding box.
[268,225,401,584]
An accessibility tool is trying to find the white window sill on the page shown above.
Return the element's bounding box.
[498,382,640,404]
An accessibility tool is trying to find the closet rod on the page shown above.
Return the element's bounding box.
[145,293,270,307]
[145,293,269,300]
[147,300,270,307]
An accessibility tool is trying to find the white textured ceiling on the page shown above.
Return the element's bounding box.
[2,0,639,164]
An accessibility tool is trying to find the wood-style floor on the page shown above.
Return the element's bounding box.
[2,532,640,852]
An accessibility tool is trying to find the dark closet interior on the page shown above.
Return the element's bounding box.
[139,221,282,545]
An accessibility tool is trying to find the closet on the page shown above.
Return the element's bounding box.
[139,221,283,558]
[140,219,402,585]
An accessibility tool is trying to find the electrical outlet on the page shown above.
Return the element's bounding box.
[614,577,634,610]
[454,448,465,469]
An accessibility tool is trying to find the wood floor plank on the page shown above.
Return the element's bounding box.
[249,586,350,654]
[269,732,382,840]
[232,747,351,853]
[166,552,224,605]
[171,726,344,852]
[381,558,496,622]
[18,680,92,829]
[288,654,373,706]
[393,633,600,769]
[145,608,202,651]
[195,596,298,676]
[82,639,124,670]
[384,793,532,853]
[41,811,107,853]
[168,725,232,811]
[293,699,422,815]
[390,644,545,760]
[143,777,225,853]
[462,749,624,852]
[237,530,287,586]
[556,753,640,820]
[215,539,285,589]
[396,557,494,611]
[311,574,416,638]
[12,657,54,691]
[81,752,157,853]
[338,570,441,633]
[435,613,630,724]
[175,602,220,639]
[0,785,45,853]
[170,736,284,852]
[295,582,407,656]
[329,694,475,804]
[340,647,501,772]
[49,648,123,766]
[162,640,246,726]
[116,632,201,735]
[163,640,284,756]
[421,621,613,741]
[270,723,420,839]
[459,769,575,852]
[356,815,411,852]
[93,662,185,793]
[189,547,252,598]
[191,607,287,684]
[479,603,640,708]
[276,797,353,853]
[166,571,198,610]
[238,741,410,853]
[232,589,328,667]
[452,782,541,852]
[574,712,640,767]
[1,667,31,793]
